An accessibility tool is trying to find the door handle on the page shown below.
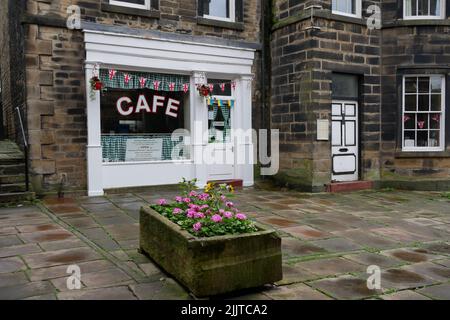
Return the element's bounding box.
[339,148,349,152]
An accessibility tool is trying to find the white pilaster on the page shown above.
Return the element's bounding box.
[85,63,104,196]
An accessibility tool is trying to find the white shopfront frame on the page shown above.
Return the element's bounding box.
[84,30,255,196]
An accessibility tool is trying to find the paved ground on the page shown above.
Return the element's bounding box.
[0,187,449,300]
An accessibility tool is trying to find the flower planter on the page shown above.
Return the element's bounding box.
[140,206,283,297]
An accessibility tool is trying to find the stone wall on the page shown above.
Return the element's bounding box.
[270,0,381,191]
[22,0,262,193]
[380,1,450,186]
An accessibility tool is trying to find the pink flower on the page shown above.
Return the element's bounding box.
[205,209,212,215]
[193,222,202,232]
[183,198,191,203]
[200,204,209,210]
[188,204,200,211]
[235,213,247,220]
[211,214,223,223]
[224,211,234,219]
[175,196,183,203]
[173,208,183,215]
[220,195,227,202]
[186,209,196,218]
[197,193,210,201]
[158,199,167,206]
[189,191,198,197]
[219,209,225,215]
[194,212,205,219]
[226,202,234,208]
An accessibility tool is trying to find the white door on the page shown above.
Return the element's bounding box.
[331,101,359,182]
[207,98,235,181]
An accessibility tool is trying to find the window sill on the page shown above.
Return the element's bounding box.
[101,3,160,19]
[395,150,450,158]
[197,17,244,31]
[384,19,450,28]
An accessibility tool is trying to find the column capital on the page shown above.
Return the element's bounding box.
[192,71,207,84]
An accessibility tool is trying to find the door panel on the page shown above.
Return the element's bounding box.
[331,101,359,182]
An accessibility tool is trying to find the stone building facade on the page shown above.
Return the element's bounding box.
[271,0,450,191]
[1,0,263,194]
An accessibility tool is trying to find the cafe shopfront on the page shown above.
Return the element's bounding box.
[84,30,256,196]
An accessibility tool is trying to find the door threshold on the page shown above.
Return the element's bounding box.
[326,181,374,193]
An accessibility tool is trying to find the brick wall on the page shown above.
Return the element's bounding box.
[22,0,262,193]
[271,0,381,191]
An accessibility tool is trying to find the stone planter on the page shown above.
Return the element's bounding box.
[140,206,283,297]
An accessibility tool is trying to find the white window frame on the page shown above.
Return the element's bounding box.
[403,0,445,20]
[109,0,151,10]
[203,0,236,22]
[402,75,446,152]
[332,0,362,18]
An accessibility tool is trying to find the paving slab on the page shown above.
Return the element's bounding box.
[402,262,450,282]
[381,248,444,263]
[22,247,102,269]
[58,286,137,300]
[343,252,404,269]
[309,275,382,300]
[281,237,327,258]
[0,281,55,300]
[0,272,29,288]
[379,268,436,290]
[81,268,134,288]
[311,238,363,253]
[130,279,191,300]
[0,244,42,258]
[294,257,365,277]
[264,283,332,300]
[417,283,450,300]
[379,290,431,300]
[0,257,27,273]
[281,225,331,240]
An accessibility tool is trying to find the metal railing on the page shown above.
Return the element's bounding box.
[15,106,29,192]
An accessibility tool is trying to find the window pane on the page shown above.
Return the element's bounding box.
[404,113,416,129]
[118,0,146,4]
[431,94,442,111]
[430,113,441,129]
[332,73,358,99]
[209,79,232,96]
[418,0,429,15]
[404,131,416,147]
[405,77,417,93]
[205,0,230,18]
[430,0,440,15]
[417,114,429,129]
[332,0,355,14]
[417,130,429,147]
[430,76,442,93]
[418,94,430,111]
[430,130,440,147]
[208,102,232,143]
[418,77,429,93]
[405,95,417,111]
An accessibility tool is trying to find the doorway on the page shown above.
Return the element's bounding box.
[331,101,359,182]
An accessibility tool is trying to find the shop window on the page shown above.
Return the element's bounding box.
[402,75,445,151]
[200,0,236,22]
[404,0,445,19]
[100,69,191,163]
[109,0,151,10]
[332,0,362,18]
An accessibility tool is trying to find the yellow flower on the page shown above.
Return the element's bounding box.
[228,185,235,193]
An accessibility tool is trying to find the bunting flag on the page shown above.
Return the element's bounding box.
[183,83,190,94]
[108,69,117,80]
[207,98,235,108]
[231,81,237,91]
[139,77,147,88]
[169,82,175,92]
[153,80,161,91]
[124,73,132,85]
[220,83,226,92]
[208,84,215,92]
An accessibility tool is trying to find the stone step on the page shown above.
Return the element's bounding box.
[0,183,27,193]
[207,179,244,189]
[0,163,26,175]
[0,174,26,184]
[326,181,374,193]
[0,192,35,203]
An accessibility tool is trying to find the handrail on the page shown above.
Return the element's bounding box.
[15,106,29,192]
